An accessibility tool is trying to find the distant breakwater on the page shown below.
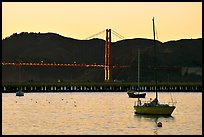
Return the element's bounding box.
[2,82,202,93]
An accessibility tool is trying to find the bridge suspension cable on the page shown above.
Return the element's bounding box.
[84,30,106,40]
[84,29,125,42]
[112,30,125,40]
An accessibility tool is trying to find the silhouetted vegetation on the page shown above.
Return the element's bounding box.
[2,32,202,82]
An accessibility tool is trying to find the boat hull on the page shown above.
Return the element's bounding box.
[16,91,24,96]
[134,105,175,115]
[127,92,146,98]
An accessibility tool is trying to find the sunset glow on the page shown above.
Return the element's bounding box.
[2,2,202,42]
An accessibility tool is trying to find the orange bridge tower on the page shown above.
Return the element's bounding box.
[104,29,111,82]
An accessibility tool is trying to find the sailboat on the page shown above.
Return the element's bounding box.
[127,49,146,98]
[16,62,24,97]
[133,17,176,115]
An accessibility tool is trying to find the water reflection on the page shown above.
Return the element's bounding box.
[134,114,174,135]
[134,114,174,119]
[2,92,201,135]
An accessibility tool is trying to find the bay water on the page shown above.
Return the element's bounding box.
[2,92,202,135]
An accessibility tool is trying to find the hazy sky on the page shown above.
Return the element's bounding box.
[2,2,202,42]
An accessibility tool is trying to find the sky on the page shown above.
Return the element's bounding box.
[2,2,202,42]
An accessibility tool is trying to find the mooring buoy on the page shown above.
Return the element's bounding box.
[157,122,162,127]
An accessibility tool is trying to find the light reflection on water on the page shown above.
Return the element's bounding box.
[133,114,175,135]
[2,92,202,135]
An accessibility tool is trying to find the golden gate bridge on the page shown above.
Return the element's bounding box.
[2,29,181,82]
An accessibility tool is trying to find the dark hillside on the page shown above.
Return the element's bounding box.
[2,32,202,82]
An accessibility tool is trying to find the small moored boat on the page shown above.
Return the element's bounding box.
[127,49,146,99]
[16,60,24,97]
[16,89,24,96]
[127,90,146,98]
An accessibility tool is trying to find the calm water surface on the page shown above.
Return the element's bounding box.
[2,92,202,135]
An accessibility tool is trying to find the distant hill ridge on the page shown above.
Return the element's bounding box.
[2,32,202,82]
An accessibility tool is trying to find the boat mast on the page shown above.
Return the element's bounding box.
[138,49,140,92]
[19,60,22,90]
[137,48,141,105]
[152,17,158,101]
